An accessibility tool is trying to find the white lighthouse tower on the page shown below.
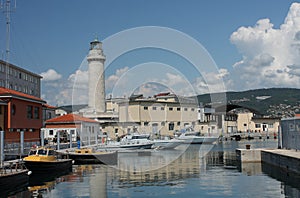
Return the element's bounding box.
[87,37,106,113]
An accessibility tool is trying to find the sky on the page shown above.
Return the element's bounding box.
[0,0,299,106]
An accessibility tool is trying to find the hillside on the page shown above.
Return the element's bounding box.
[197,88,300,117]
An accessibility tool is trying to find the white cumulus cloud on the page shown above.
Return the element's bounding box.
[40,69,62,81]
[230,2,300,89]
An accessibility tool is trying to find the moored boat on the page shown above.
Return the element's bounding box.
[119,133,153,149]
[64,148,118,165]
[177,128,219,144]
[0,161,30,197]
[151,138,184,149]
[23,147,73,174]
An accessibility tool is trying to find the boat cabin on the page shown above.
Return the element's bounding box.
[25,147,56,161]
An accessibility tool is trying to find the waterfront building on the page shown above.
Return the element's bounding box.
[117,93,200,137]
[280,116,300,150]
[0,60,42,98]
[221,111,280,138]
[42,113,100,144]
[236,112,280,134]
[197,106,219,136]
[0,87,45,147]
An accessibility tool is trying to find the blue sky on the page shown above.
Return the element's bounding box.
[0,0,299,105]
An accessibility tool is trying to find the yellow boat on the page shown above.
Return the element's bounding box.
[23,147,73,174]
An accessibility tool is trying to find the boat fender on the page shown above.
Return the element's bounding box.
[72,160,75,164]
[27,171,32,175]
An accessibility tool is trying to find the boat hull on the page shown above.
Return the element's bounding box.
[0,169,29,196]
[152,140,183,149]
[120,143,153,149]
[179,137,218,144]
[67,151,118,165]
[24,159,73,175]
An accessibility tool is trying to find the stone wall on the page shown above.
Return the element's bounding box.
[280,118,300,150]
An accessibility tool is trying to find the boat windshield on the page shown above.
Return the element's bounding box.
[37,149,47,155]
[132,135,149,139]
[48,150,55,156]
[185,132,201,136]
[29,150,36,155]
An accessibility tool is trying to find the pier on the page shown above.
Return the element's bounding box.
[236,148,300,174]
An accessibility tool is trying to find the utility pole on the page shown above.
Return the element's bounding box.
[1,0,16,88]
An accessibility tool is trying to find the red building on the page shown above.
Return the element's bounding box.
[0,87,45,144]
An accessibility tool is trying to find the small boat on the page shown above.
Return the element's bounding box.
[177,128,219,144]
[23,147,73,174]
[64,148,118,165]
[151,138,184,149]
[0,161,30,197]
[119,133,153,149]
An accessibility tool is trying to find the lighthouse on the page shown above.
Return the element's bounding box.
[87,37,106,113]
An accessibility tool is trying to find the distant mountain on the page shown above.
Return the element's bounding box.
[197,88,300,117]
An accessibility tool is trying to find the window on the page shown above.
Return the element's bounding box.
[11,104,16,115]
[269,124,273,128]
[169,107,173,111]
[152,106,157,110]
[255,123,261,128]
[184,108,188,111]
[161,107,164,110]
[49,130,54,135]
[161,122,165,126]
[191,108,195,111]
[169,123,174,130]
[144,122,149,126]
[177,107,181,111]
[144,106,148,110]
[177,122,180,126]
[27,106,33,119]
[34,107,39,119]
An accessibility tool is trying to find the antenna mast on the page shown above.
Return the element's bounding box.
[1,0,16,89]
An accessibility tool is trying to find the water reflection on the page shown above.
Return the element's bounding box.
[112,145,220,187]
[28,170,71,197]
[262,162,300,197]
[10,139,296,198]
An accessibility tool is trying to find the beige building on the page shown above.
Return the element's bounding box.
[223,111,280,135]
[111,93,199,138]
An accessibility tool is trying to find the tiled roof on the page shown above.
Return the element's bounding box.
[46,113,99,124]
[43,103,56,109]
[0,87,45,103]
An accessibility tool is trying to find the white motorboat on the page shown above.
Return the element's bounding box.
[177,128,219,144]
[152,138,184,149]
[119,133,153,149]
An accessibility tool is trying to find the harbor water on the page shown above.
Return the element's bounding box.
[8,139,300,198]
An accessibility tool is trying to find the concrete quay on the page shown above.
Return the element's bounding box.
[236,148,300,174]
[262,149,300,174]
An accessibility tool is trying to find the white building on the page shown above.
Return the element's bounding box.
[42,113,100,145]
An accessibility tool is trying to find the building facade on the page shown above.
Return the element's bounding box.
[0,60,42,98]
[43,113,100,144]
[116,94,200,137]
[280,117,300,150]
[0,87,45,146]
